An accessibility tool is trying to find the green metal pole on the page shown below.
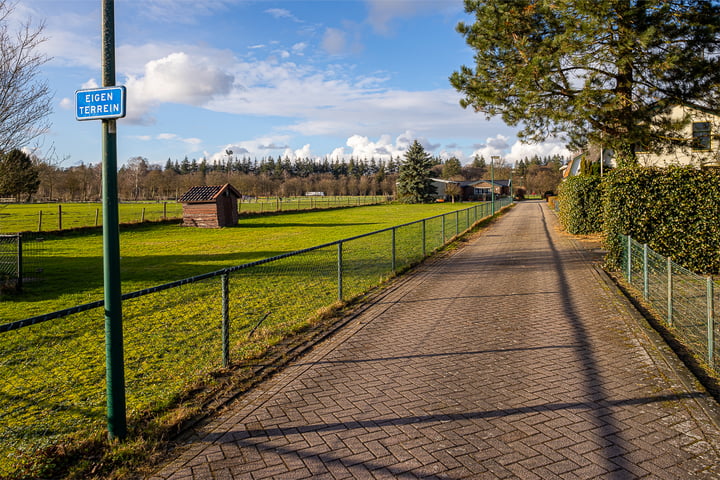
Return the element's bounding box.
[491,156,496,215]
[221,274,230,367]
[391,227,396,273]
[708,276,715,370]
[337,242,343,301]
[102,0,126,441]
[643,243,649,300]
[667,257,673,327]
[510,168,514,202]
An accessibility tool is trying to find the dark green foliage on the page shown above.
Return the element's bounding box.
[451,1,720,166]
[0,149,40,201]
[558,176,603,235]
[397,140,437,203]
[603,166,720,274]
[441,157,462,179]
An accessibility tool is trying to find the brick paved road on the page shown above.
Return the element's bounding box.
[149,201,720,479]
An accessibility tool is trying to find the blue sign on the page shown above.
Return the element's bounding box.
[75,86,126,121]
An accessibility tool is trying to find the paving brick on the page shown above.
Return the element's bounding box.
[148,202,720,480]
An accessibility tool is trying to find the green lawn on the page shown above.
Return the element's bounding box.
[1,203,478,322]
[0,202,183,233]
[0,197,386,234]
[0,201,501,478]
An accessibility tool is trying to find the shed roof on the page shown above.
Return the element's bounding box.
[178,183,241,203]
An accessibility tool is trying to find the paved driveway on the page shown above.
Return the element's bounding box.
[149,201,720,479]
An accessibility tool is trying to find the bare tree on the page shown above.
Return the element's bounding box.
[0,2,52,152]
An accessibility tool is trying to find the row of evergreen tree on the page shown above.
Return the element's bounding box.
[156,153,567,178]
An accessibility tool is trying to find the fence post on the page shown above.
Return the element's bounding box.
[667,257,673,327]
[141,207,145,223]
[626,235,632,283]
[441,215,446,244]
[95,208,100,226]
[708,276,715,370]
[16,234,22,292]
[643,243,649,300]
[391,227,396,272]
[58,204,62,230]
[337,242,343,301]
[422,219,426,258]
[455,211,459,237]
[38,210,42,232]
[221,273,230,367]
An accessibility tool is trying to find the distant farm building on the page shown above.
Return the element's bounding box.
[178,184,241,228]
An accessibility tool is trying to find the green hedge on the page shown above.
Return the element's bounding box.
[603,166,720,274]
[558,175,603,234]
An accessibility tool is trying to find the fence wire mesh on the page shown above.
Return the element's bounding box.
[0,235,19,278]
[0,307,106,474]
[621,235,720,372]
[0,199,511,476]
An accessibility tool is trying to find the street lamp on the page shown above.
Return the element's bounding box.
[490,155,499,215]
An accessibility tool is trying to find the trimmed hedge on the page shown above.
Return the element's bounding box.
[603,166,720,274]
[558,175,603,235]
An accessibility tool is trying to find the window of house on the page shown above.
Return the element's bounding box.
[692,122,711,151]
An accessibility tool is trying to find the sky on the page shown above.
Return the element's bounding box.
[15,0,572,168]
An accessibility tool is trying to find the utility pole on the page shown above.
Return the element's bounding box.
[101,0,126,441]
[490,156,498,215]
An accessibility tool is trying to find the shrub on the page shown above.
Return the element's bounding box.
[603,166,720,274]
[558,175,603,234]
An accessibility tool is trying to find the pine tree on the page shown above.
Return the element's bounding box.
[451,1,720,166]
[0,149,40,201]
[441,157,463,179]
[397,140,437,203]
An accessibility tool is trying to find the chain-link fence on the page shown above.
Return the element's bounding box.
[0,235,44,292]
[621,234,720,373]
[0,235,20,283]
[0,199,511,476]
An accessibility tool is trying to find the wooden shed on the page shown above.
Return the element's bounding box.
[178,184,241,228]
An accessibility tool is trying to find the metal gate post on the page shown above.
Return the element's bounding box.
[626,235,632,283]
[708,277,715,370]
[422,219,426,257]
[391,228,396,272]
[16,234,22,292]
[337,242,343,301]
[643,243,649,300]
[222,273,230,367]
[667,257,673,327]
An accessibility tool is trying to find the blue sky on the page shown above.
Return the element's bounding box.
[17,0,570,167]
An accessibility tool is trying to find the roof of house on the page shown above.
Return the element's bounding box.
[430,178,511,187]
[178,183,241,203]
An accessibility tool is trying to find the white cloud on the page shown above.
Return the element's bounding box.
[281,144,314,160]
[123,52,234,124]
[333,130,433,160]
[469,134,512,162]
[292,43,307,55]
[468,134,571,164]
[81,78,99,89]
[133,133,203,148]
[59,98,72,110]
[265,8,300,22]
[208,136,293,162]
[506,137,572,163]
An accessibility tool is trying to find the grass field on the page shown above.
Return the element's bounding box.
[0,196,387,234]
[0,201,503,478]
[1,202,479,323]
